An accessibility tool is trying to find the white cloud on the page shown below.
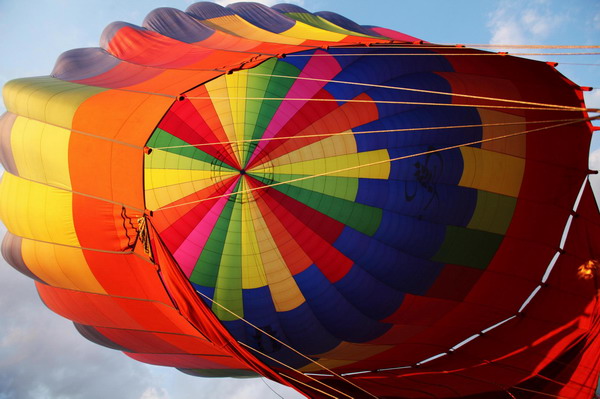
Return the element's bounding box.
[0,223,304,399]
[593,11,600,30]
[140,387,171,399]
[585,90,600,112]
[487,0,566,45]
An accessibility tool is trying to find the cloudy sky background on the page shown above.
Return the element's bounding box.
[0,0,598,398]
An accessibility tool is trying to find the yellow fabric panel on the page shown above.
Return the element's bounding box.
[203,16,304,45]
[145,148,214,169]
[240,180,268,289]
[10,116,71,190]
[459,146,525,198]
[21,239,106,294]
[0,172,79,247]
[280,21,346,42]
[204,80,241,166]
[145,178,219,211]
[145,168,237,190]
[270,131,358,163]
[3,77,104,129]
[262,149,391,179]
[248,197,305,310]
[467,191,515,235]
[478,108,527,158]
[271,175,359,202]
[226,70,248,163]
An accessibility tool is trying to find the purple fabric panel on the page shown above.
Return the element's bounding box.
[52,48,120,81]
[186,2,236,20]
[0,112,18,176]
[226,3,294,33]
[271,4,311,13]
[73,323,131,352]
[1,232,45,283]
[314,11,380,36]
[143,7,214,43]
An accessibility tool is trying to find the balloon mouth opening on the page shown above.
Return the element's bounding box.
[205,144,274,204]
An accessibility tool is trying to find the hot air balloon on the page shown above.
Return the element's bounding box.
[1,2,599,398]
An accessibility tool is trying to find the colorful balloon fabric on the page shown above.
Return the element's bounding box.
[1,2,600,398]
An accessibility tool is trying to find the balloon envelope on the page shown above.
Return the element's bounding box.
[1,2,600,398]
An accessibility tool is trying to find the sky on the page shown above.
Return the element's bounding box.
[0,1,599,398]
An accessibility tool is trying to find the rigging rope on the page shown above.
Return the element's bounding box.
[155,115,598,211]
[244,72,594,111]
[286,52,600,57]
[196,289,379,399]
[150,117,590,151]
[183,95,593,113]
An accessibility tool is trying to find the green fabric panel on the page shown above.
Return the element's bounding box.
[259,173,358,202]
[255,175,381,236]
[283,12,374,37]
[190,188,239,287]
[242,59,301,166]
[147,128,236,171]
[146,148,211,171]
[213,190,244,321]
[432,226,505,269]
[467,191,518,235]
[242,59,276,139]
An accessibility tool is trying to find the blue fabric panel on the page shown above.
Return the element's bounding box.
[52,48,120,81]
[225,305,342,369]
[279,52,315,74]
[365,74,453,119]
[314,11,380,36]
[373,209,446,259]
[356,179,477,228]
[387,146,465,186]
[241,285,276,326]
[324,49,454,103]
[143,8,214,43]
[354,107,483,152]
[326,47,370,71]
[192,283,215,307]
[334,265,405,320]
[186,2,236,20]
[227,3,295,34]
[219,289,342,364]
[334,227,444,295]
[278,304,342,354]
[294,265,391,342]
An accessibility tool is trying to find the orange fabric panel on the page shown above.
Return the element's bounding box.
[37,282,200,336]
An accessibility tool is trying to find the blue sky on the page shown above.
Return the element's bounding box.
[0,1,598,398]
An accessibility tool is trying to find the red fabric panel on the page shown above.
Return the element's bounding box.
[147,221,299,391]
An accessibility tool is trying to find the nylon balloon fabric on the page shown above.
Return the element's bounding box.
[1,3,600,399]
